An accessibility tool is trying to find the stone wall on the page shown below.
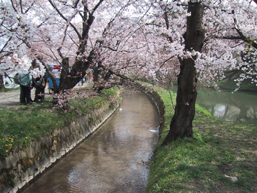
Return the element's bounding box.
[0,94,120,193]
[0,85,165,193]
[140,86,165,134]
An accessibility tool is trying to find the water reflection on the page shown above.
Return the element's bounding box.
[196,89,257,123]
[22,90,159,193]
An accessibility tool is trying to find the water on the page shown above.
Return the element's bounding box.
[22,90,160,193]
[196,88,257,123]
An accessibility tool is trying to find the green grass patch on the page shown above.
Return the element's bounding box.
[0,87,20,93]
[147,86,257,193]
[0,87,119,160]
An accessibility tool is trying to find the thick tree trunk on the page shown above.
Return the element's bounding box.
[0,75,4,90]
[58,58,80,90]
[58,54,93,90]
[163,2,204,144]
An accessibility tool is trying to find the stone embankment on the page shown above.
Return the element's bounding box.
[0,84,165,193]
[0,88,120,193]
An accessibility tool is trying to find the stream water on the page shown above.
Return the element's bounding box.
[196,88,257,123]
[22,90,160,193]
[170,86,257,123]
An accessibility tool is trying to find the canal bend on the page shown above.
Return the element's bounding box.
[22,90,160,193]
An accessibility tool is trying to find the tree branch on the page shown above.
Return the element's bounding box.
[37,18,50,28]
[73,0,80,8]
[20,0,23,14]
[158,55,176,70]
[57,47,64,60]
[77,1,105,55]
[24,1,35,14]
[235,28,257,49]
[10,0,17,13]
[212,34,257,50]
[91,0,104,15]
[48,0,82,40]
[0,37,12,53]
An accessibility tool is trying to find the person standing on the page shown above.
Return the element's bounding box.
[18,72,33,105]
[29,59,44,102]
[34,74,47,103]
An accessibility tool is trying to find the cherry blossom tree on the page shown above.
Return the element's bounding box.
[156,0,257,143]
[121,0,256,143]
[186,0,257,90]
[1,0,257,144]
[31,0,157,92]
[0,0,47,87]
[1,0,179,92]
[1,0,256,90]
[159,0,204,143]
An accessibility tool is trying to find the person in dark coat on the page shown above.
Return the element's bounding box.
[34,74,47,103]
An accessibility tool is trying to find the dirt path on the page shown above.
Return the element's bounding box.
[0,88,40,108]
[0,83,92,108]
[0,89,21,108]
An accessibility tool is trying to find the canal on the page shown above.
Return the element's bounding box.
[196,88,257,123]
[22,90,160,193]
[171,85,257,123]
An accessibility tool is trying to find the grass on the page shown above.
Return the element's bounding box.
[147,86,257,193]
[0,87,19,93]
[0,87,120,160]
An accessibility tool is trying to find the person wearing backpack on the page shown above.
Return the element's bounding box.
[18,72,33,105]
[34,73,47,103]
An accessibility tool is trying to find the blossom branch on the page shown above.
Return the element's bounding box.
[48,0,82,40]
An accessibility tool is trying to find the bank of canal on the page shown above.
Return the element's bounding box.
[21,90,160,193]
[147,86,257,192]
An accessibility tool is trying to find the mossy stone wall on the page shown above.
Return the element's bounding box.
[0,95,120,193]
[0,85,165,193]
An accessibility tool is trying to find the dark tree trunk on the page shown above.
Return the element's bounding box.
[163,2,204,144]
[58,58,82,90]
[93,66,101,82]
[0,75,4,90]
[58,49,95,90]
[46,1,108,92]
[104,71,113,81]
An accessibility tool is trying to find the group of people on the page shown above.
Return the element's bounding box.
[17,60,47,105]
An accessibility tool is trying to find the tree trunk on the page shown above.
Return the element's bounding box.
[163,1,204,145]
[0,75,4,90]
[58,49,96,91]
[58,58,80,90]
